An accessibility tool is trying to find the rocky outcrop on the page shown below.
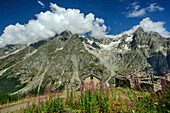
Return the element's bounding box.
[0,32,109,94]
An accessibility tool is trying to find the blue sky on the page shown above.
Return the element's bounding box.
[0,0,170,47]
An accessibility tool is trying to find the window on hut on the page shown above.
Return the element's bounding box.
[91,76,93,80]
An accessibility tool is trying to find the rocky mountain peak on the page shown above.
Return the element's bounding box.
[135,26,144,34]
[60,30,72,37]
[101,37,112,45]
[58,30,72,42]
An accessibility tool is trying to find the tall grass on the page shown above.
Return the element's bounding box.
[22,77,170,113]
[0,92,20,105]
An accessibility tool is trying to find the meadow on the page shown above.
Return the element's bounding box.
[0,75,169,113]
[22,76,169,113]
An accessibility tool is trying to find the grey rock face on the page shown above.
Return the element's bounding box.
[0,44,26,57]
[0,32,109,94]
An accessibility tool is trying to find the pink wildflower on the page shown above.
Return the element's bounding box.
[89,102,92,106]
[161,90,164,94]
[153,105,157,110]
[125,93,128,97]
[129,102,134,107]
[136,83,140,87]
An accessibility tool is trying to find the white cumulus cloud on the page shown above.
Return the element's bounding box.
[0,3,107,48]
[107,17,170,38]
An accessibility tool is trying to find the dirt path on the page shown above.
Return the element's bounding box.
[0,95,66,113]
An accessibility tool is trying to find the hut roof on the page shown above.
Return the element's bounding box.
[83,74,102,81]
[112,75,129,80]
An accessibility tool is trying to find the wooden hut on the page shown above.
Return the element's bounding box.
[83,74,101,87]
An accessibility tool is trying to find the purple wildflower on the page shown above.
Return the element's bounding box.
[131,77,133,80]
[153,105,157,110]
[127,87,129,90]
[39,105,42,108]
[89,102,92,106]
[26,92,29,94]
[125,93,128,97]
[44,96,47,99]
[94,109,97,111]
[38,100,43,104]
[135,75,138,78]
[163,71,166,74]
[129,102,134,107]
[54,90,57,93]
[136,83,140,87]
[63,100,66,104]
[161,90,164,94]
[27,101,30,107]
[58,94,60,96]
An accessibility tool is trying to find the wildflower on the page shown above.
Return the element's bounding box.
[153,105,157,110]
[39,105,42,108]
[94,109,97,111]
[60,90,63,93]
[161,90,164,94]
[66,84,69,90]
[69,96,72,99]
[136,83,140,87]
[89,102,92,106]
[127,87,129,90]
[63,100,66,104]
[39,100,43,104]
[26,92,29,94]
[125,93,128,97]
[44,89,48,92]
[135,75,138,78]
[58,94,60,96]
[132,86,134,89]
[163,71,166,74]
[52,84,55,86]
[54,90,57,93]
[129,102,134,107]
[131,77,133,80]
[27,101,30,107]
